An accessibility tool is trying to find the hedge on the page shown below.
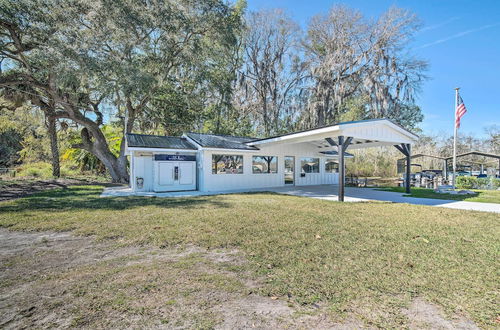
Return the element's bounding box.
[455,176,500,189]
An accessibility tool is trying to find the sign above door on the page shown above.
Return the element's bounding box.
[154,154,196,161]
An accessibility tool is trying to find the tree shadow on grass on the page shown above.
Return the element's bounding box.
[0,185,231,213]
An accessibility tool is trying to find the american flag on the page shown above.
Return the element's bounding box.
[455,94,467,129]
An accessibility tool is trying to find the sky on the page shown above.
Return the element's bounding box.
[246,0,500,138]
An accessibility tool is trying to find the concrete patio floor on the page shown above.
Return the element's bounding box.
[101,185,500,213]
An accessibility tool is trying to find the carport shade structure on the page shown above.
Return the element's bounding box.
[246,119,419,201]
[397,151,500,179]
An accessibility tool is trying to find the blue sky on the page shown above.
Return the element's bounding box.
[247,0,500,137]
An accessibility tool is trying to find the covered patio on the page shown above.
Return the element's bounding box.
[247,119,418,201]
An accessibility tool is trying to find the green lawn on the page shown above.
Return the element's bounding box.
[0,186,498,328]
[377,186,500,204]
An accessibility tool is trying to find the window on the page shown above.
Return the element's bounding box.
[252,156,278,174]
[301,157,319,173]
[212,155,243,174]
[325,159,339,173]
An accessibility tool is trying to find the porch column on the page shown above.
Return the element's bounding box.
[338,136,345,201]
[329,136,353,202]
[394,144,411,194]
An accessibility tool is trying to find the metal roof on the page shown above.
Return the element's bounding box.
[126,133,197,150]
[186,132,259,150]
[397,151,500,163]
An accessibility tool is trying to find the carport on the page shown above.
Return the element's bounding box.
[247,119,419,201]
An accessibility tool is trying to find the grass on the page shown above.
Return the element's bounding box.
[0,185,499,328]
[377,186,500,204]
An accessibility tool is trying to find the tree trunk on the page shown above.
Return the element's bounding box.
[47,115,60,178]
[70,114,130,184]
[85,128,129,183]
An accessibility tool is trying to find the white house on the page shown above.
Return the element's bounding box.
[125,118,418,200]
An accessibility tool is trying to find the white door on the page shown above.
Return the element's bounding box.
[154,161,196,192]
[157,162,175,186]
[179,162,194,186]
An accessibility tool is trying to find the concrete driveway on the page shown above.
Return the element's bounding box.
[266,185,500,213]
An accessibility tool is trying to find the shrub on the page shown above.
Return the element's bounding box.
[16,162,52,178]
[456,176,500,189]
[455,176,476,189]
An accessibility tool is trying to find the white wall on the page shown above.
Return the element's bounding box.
[200,142,339,192]
[131,151,154,192]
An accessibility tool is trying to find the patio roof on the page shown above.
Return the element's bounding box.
[246,118,418,149]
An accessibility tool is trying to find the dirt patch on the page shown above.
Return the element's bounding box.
[0,179,120,202]
[403,297,479,329]
[0,229,348,329]
[0,229,480,329]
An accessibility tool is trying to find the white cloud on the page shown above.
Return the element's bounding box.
[419,16,460,33]
[417,22,500,49]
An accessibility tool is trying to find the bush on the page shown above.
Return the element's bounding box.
[14,161,111,181]
[455,176,474,189]
[16,162,82,179]
[16,162,53,178]
[456,176,500,189]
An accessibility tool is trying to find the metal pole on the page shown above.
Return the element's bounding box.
[452,88,459,188]
[406,144,411,194]
[338,136,345,202]
[443,159,448,183]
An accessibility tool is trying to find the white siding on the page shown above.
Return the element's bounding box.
[131,152,154,192]
[200,142,339,192]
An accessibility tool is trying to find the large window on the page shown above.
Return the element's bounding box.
[212,155,243,174]
[301,157,320,173]
[325,159,339,173]
[252,156,278,174]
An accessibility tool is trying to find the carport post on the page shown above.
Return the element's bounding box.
[443,159,448,182]
[394,143,411,194]
[338,136,345,201]
[405,144,411,194]
[336,136,353,202]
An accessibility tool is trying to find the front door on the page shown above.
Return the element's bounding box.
[154,161,196,192]
[284,156,295,185]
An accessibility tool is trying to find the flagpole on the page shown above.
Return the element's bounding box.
[452,87,459,188]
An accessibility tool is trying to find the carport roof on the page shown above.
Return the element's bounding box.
[246,118,418,149]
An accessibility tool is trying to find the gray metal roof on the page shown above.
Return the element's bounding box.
[126,134,196,150]
[186,132,259,150]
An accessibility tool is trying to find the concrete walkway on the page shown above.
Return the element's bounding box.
[101,185,500,213]
[267,185,500,213]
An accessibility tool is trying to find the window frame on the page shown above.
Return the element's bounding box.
[252,156,278,174]
[300,157,320,174]
[325,158,339,173]
[212,154,244,174]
